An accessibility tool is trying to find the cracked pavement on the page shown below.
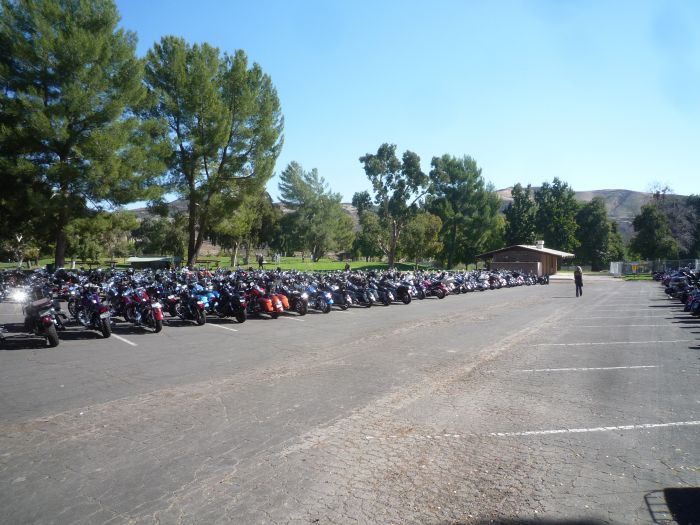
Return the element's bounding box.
[0,278,698,523]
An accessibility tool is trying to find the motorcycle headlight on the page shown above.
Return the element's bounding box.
[324,292,332,299]
[11,289,28,303]
[301,292,308,299]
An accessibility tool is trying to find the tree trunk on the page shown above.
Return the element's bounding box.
[447,223,457,270]
[230,241,239,267]
[387,220,399,268]
[54,202,68,268]
[187,190,197,267]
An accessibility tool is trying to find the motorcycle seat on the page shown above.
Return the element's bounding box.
[30,298,52,310]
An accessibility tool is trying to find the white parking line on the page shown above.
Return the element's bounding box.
[518,365,658,372]
[208,323,238,332]
[578,324,672,328]
[282,317,305,322]
[491,421,700,437]
[533,340,691,347]
[586,309,667,311]
[112,334,137,347]
[577,315,671,319]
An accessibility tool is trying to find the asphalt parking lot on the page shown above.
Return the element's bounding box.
[0,277,698,524]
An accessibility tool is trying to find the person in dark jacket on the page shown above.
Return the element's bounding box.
[574,266,583,297]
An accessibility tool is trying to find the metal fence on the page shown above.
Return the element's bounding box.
[609,259,700,276]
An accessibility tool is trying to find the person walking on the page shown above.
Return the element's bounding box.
[574,266,583,297]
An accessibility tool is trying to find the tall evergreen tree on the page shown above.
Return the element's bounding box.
[278,162,353,261]
[359,144,428,267]
[575,197,610,271]
[607,222,626,262]
[145,37,284,266]
[0,0,168,266]
[630,204,678,260]
[534,178,580,253]
[427,154,501,267]
[504,183,537,245]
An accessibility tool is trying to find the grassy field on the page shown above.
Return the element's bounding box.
[623,273,653,281]
[0,256,435,273]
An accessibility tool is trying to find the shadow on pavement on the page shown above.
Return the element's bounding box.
[0,333,49,350]
[645,488,700,525]
[648,304,683,308]
[0,322,100,349]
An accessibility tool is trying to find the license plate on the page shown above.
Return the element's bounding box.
[152,302,161,309]
[99,312,109,319]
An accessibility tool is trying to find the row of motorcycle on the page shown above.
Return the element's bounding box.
[657,268,700,316]
[0,267,548,347]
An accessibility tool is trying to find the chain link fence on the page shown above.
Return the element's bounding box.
[609,259,700,276]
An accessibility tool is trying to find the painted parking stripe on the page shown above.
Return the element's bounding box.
[282,317,305,322]
[533,340,691,347]
[112,334,137,347]
[578,324,673,328]
[491,420,700,437]
[585,309,672,311]
[577,315,672,319]
[518,365,657,372]
[208,323,238,332]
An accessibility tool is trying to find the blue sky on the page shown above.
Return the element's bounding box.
[117,0,699,200]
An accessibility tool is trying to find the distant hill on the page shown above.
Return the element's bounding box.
[496,188,687,242]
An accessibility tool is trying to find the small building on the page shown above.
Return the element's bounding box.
[477,241,574,276]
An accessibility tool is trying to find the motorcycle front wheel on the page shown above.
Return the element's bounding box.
[100,318,111,338]
[45,324,60,347]
[195,309,206,325]
[235,309,247,323]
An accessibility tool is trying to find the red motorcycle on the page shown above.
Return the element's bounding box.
[245,282,283,318]
[125,286,164,333]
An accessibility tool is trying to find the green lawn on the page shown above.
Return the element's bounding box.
[623,273,653,281]
[0,255,435,273]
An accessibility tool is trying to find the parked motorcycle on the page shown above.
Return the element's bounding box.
[73,284,112,338]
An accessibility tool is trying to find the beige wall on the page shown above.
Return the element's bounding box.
[492,250,562,276]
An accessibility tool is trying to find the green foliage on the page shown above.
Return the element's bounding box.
[534,178,580,253]
[630,203,678,259]
[351,191,373,215]
[359,144,428,267]
[504,183,537,245]
[134,214,186,258]
[575,197,611,271]
[278,162,353,261]
[686,195,700,257]
[653,195,698,258]
[398,211,442,268]
[0,0,168,266]
[145,38,284,266]
[352,210,384,261]
[66,210,138,261]
[426,154,501,266]
[607,222,626,262]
